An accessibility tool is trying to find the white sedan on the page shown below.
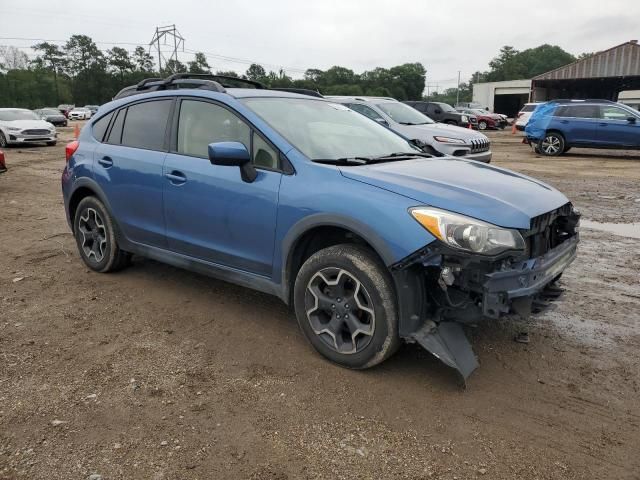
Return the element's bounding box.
[68,107,92,120]
[0,108,57,147]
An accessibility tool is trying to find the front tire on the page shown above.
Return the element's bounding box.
[0,132,7,148]
[478,120,488,130]
[539,132,565,156]
[73,196,130,273]
[445,120,458,126]
[46,141,57,146]
[293,244,400,369]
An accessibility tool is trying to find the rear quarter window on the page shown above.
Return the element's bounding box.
[92,112,114,142]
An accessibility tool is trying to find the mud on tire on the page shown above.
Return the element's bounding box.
[293,244,400,369]
[73,196,131,273]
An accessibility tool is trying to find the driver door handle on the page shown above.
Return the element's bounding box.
[165,170,187,184]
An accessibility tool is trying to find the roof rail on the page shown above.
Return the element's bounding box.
[270,87,324,98]
[548,98,615,104]
[163,73,266,89]
[113,72,228,100]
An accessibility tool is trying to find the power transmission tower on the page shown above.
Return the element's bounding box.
[149,25,185,73]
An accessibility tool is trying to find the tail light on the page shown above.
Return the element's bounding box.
[65,140,79,162]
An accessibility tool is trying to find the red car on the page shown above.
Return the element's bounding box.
[0,150,6,173]
[460,109,507,130]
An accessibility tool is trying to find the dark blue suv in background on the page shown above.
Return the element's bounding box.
[526,99,640,156]
[62,74,580,382]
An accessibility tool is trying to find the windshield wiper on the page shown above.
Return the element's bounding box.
[312,157,372,165]
[373,151,433,159]
[313,151,432,166]
[399,121,430,125]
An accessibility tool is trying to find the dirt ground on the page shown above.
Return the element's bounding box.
[1,126,639,480]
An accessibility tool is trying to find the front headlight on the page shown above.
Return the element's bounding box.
[410,207,525,255]
[6,127,21,132]
[434,136,465,144]
[461,115,469,122]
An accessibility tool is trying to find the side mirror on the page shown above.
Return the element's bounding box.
[627,116,637,124]
[376,118,389,127]
[208,141,257,183]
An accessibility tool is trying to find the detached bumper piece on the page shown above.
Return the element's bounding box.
[410,321,478,384]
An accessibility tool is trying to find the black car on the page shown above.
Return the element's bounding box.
[35,108,68,127]
[403,101,477,128]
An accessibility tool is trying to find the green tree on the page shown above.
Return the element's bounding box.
[187,52,211,74]
[107,47,134,81]
[163,58,187,74]
[132,46,154,72]
[32,42,67,104]
[246,63,267,82]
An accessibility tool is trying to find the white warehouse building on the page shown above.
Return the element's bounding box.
[472,80,532,118]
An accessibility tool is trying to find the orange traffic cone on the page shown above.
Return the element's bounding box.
[511,122,517,135]
[74,124,80,139]
[468,122,473,130]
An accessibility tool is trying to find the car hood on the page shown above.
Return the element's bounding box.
[0,120,53,130]
[340,157,568,229]
[396,122,488,143]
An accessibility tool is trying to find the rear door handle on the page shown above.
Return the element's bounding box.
[98,156,113,167]
[165,171,187,184]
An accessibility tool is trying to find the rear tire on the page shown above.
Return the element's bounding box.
[538,132,565,156]
[73,196,131,273]
[0,132,7,148]
[293,244,400,369]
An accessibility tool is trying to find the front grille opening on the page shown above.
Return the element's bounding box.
[524,203,579,258]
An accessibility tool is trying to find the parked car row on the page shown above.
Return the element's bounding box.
[56,104,100,119]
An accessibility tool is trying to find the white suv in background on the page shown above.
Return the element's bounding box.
[515,102,542,131]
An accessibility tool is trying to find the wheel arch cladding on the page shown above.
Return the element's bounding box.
[281,217,394,305]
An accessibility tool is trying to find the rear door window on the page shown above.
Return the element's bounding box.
[121,100,173,151]
[559,105,599,119]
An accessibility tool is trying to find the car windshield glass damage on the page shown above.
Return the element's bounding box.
[242,98,425,163]
[376,102,435,125]
[0,110,40,121]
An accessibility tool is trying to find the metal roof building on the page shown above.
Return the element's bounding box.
[531,40,640,101]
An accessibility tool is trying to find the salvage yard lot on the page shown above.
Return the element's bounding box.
[1,127,639,479]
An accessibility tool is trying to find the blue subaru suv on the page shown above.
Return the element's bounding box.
[62,74,580,381]
[526,99,640,156]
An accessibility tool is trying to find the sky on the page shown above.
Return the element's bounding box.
[2,0,639,89]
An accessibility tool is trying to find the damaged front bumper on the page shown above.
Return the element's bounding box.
[392,218,579,384]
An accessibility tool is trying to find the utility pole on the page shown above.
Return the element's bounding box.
[149,25,185,73]
[456,70,461,106]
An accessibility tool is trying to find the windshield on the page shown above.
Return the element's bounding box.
[376,102,434,125]
[470,109,487,115]
[0,109,40,121]
[242,98,420,161]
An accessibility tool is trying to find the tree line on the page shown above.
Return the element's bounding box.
[0,35,427,108]
[0,34,580,109]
